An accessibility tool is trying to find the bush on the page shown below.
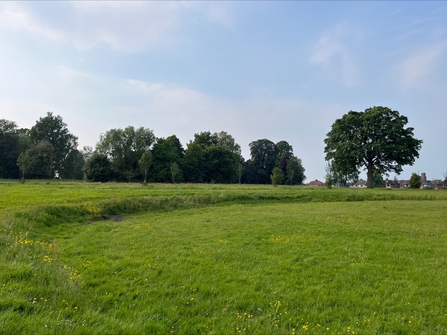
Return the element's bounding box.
[271,167,284,187]
[83,153,113,182]
[409,173,421,189]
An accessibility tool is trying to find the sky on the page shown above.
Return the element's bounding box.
[1,1,446,182]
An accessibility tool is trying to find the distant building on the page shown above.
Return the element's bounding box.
[420,172,430,188]
[307,179,325,187]
[352,179,367,188]
[385,179,409,188]
[420,172,433,188]
[386,179,400,188]
[433,180,444,190]
[418,173,445,189]
[399,180,410,188]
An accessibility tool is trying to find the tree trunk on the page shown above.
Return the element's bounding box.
[367,162,374,188]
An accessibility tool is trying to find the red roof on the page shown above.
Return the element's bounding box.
[307,179,325,186]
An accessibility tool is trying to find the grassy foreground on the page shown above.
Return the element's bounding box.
[1,181,447,334]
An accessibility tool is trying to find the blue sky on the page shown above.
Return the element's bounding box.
[1,1,446,182]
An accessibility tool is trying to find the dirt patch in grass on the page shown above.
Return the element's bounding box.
[104,214,124,222]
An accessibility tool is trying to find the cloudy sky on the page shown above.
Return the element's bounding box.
[1,1,446,181]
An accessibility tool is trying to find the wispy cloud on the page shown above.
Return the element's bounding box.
[1,57,345,181]
[0,2,234,53]
[309,22,362,88]
[125,78,344,181]
[0,3,65,43]
[395,40,447,90]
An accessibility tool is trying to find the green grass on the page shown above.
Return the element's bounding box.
[1,181,447,334]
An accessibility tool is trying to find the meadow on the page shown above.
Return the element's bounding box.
[1,181,447,334]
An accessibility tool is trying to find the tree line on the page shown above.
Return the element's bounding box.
[0,113,306,185]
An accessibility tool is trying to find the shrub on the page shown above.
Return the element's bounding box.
[83,153,113,182]
[271,167,284,187]
[409,173,421,189]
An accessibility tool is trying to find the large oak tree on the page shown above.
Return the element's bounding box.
[324,106,422,188]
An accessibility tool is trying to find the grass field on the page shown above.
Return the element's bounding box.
[1,181,447,334]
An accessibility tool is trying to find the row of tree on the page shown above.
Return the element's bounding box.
[1,116,80,180]
[0,113,306,185]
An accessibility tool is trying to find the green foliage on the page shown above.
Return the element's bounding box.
[96,126,155,181]
[83,153,113,182]
[203,146,238,183]
[245,139,305,186]
[324,106,423,188]
[170,162,180,183]
[271,167,284,186]
[27,140,54,179]
[276,140,293,184]
[409,173,422,189]
[184,131,241,184]
[214,131,242,156]
[324,162,334,188]
[183,143,205,183]
[238,163,244,184]
[0,119,21,179]
[150,135,184,183]
[16,151,31,182]
[29,112,78,176]
[17,128,32,154]
[373,169,386,188]
[0,118,18,133]
[138,151,152,184]
[191,131,218,148]
[246,139,277,184]
[325,160,359,187]
[286,155,306,185]
[60,149,84,180]
[275,140,293,159]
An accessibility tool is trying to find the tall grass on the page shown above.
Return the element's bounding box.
[2,181,446,227]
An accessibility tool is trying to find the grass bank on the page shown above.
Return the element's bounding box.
[1,180,446,226]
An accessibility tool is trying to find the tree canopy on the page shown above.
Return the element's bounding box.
[271,167,284,187]
[244,139,305,185]
[324,106,422,188]
[83,153,113,182]
[246,139,277,184]
[96,126,155,181]
[409,173,422,189]
[150,135,184,183]
[138,151,152,184]
[29,112,78,177]
[324,160,359,187]
[27,140,54,179]
[0,119,20,178]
